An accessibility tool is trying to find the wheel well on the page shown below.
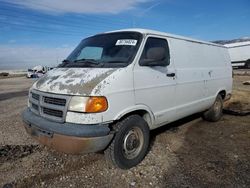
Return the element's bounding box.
[118,110,153,127]
[218,90,226,99]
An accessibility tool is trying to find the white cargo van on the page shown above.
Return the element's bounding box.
[22,29,232,169]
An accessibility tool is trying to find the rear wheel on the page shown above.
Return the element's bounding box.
[104,115,150,169]
[202,94,223,122]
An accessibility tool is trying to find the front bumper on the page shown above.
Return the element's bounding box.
[22,108,114,154]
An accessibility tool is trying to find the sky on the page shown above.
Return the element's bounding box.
[0,0,249,70]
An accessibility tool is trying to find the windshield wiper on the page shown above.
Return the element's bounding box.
[74,58,99,64]
[104,60,128,67]
[59,58,102,68]
[68,58,102,67]
[58,59,72,67]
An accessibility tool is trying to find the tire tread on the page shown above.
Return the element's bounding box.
[202,95,223,122]
[104,115,149,169]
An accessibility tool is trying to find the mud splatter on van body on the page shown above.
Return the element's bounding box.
[34,68,117,96]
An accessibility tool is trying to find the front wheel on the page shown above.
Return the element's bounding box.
[104,115,150,169]
[202,94,223,122]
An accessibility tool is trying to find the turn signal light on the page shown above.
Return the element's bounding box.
[85,96,108,113]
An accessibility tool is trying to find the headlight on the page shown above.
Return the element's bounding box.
[68,96,108,113]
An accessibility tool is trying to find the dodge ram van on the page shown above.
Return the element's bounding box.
[22,29,232,169]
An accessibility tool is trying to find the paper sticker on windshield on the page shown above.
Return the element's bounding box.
[116,39,137,46]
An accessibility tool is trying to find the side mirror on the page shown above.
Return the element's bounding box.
[139,47,169,66]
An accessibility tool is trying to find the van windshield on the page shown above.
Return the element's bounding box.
[58,32,142,68]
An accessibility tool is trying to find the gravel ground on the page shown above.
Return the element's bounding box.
[0,74,249,188]
[0,77,33,94]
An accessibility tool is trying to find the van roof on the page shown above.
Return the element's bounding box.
[224,41,250,48]
[104,28,225,48]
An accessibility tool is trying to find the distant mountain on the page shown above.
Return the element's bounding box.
[212,37,250,45]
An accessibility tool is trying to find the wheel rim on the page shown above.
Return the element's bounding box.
[122,127,144,159]
[214,99,222,114]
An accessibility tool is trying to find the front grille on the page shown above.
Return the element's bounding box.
[31,92,40,100]
[32,103,39,111]
[29,90,69,122]
[44,96,66,106]
[42,107,63,118]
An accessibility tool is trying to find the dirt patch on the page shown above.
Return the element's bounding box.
[0,145,39,164]
[243,81,250,85]
[0,74,26,79]
[0,91,29,101]
[162,115,250,187]
[233,69,250,76]
[224,88,250,115]
[224,101,250,116]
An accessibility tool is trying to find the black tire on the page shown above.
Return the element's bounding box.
[104,115,150,169]
[202,94,223,122]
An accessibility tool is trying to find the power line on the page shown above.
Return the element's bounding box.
[0,19,123,37]
[0,14,106,34]
[16,1,130,25]
[0,7,128,29]
[0,1,131,26]
[0,21,90,36]
[0,6,130,35]
[0,1,135,44]
[0,11,123,32]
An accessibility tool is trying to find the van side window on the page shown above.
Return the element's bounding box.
[139,37,170,66]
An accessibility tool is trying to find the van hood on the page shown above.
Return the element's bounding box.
[33,68,117,95]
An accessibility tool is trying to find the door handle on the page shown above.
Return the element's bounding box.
[208,70,212,77]
[166,73,176,77]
